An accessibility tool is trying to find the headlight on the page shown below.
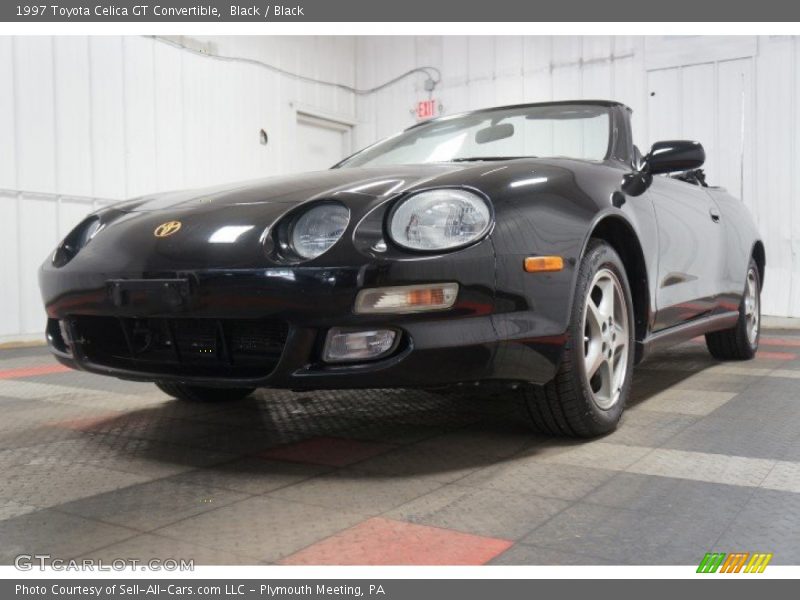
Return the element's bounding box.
[388,188,492,251]
[52,216,102,267]
[290,203,350,259]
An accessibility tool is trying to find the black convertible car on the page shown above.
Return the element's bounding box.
[39,100,764,437]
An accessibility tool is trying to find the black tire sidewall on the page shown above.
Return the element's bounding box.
[741,259,761,354]
[570,241,636,429]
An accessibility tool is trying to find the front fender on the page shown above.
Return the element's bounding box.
[488,166,659,365]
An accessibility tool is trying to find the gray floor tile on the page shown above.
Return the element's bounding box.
[412,427,542,459]
[268,469,444,516]
[0,509,136,564]
[761,461,800,494]
[715,489,800,564]
[0,425,85,451]
[631,389,737,416]
[353,444,501,483]
[337,421,453,445]
[711,378,800,421]
[777,436,800,463]
[24,371,156,395]
[169,457,330,495]
[458,459,616,501]
[582,472,755,515]
[154,496,365,563]
[663,412,800,460]
[0,498,39,521]
[0,436,237,477]
[600,416,693,448]
[57,479,250,532]
[0,345,51,360]
[489,543,614,565]
[520,502,728,565]
[1,462,152,509]
[386,484,569,540]
[625,447,775,487]
[77,532,264,565]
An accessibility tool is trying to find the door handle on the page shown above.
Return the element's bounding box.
[709,208,721,223]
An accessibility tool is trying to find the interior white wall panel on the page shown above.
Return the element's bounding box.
[755,38,794,317]
[0,192,20,338]
[14,37,57,194]
[18,196,58,335]
[154,39,185,192]
[54,37,94,198]
[0,38,16,191]
[89,37,127,199]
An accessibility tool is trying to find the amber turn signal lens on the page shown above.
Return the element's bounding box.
[355,283,459,314]
[406,288,445,306]
[524,256,564,273]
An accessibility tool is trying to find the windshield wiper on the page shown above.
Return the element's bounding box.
[449,156,532,162]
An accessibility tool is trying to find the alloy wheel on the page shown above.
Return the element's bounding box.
[582,268,630,410]
[744,268,760,346]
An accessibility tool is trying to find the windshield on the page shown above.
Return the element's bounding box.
[339,103,612,168]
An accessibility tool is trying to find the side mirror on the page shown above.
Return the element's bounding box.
[645,140,705,175]
[622,140,705,196]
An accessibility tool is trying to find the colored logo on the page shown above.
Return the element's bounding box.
[697,552,773,573]
[154,221,182,238]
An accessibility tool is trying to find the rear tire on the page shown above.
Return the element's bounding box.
[156,382,255,403]
[705,258,761,360]
[521,239,635,437]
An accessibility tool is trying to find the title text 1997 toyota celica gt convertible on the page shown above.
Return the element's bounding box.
[39,100,765,437]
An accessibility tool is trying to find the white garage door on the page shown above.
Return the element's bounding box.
[645,58,753,198]
[295,113,352,172]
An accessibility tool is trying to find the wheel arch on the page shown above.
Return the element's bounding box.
[582,215,651,352]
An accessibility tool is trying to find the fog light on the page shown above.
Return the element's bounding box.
[323,328,398,363]
[354,283,458,314]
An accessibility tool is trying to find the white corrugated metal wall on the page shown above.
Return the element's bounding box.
[356,35,800,319]
[0,35,357,342]
[2,35,799,342]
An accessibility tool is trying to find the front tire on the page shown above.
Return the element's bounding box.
[156,382,256,403]
[521,239,635,437]
[705,258,761,360]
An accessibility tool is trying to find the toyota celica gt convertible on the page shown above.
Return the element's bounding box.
[39,100,765,437]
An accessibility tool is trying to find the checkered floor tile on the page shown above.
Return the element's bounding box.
[1,332,799,565]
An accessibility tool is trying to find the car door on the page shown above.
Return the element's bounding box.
[648,175,726,331]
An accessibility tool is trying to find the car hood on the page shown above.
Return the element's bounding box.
[110,157,618,213]
[56,158,620,272]
[115,164,476,213]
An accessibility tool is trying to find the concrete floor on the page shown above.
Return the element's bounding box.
[1,331,799,566]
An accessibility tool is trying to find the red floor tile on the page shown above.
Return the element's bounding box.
[280,517,513,565]
[51,413,126,432]
[690,337,799,356]
[0,363,71,380]
[756,350,797,360]
[257,436,395,467]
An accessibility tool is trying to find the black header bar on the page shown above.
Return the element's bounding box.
[1,0,799,22]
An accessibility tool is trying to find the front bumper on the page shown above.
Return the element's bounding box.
[40,258,565,389]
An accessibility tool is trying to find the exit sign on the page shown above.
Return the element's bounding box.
[416,99,438,120]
